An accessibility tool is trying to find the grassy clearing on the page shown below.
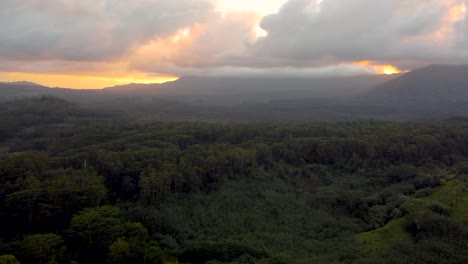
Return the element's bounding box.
[357,217,412,252]
[357,179,468,252]
[423,179,468,225]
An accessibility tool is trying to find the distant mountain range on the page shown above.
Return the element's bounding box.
[1,64,468,121]
[102,75,399,104]
[0,74,398,104]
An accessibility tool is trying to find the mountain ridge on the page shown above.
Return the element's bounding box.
[363,64,468,105]
[0,74,399,104]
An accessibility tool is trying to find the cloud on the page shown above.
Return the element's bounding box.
[216,0,288,16]
[149,64,376,78]
[127,0,468,75]
[128,11,261,72]
[0,0,214,60]
[254,0,468,67]
[1,0,468,86]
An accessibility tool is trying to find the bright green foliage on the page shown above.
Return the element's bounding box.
[358,218,412,252]
[422,180,468,224]
[358,179,468,262]
[0,255,20,264]
[108,238,131,264]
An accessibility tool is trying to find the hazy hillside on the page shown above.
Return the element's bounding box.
[102,75,399,104]
[0,82,48,98]
[3,66,468,121]
[364,64,468,105]
[0,74,397,103]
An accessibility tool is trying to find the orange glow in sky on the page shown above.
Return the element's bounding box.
[353,60,372,66]
[449,2,466,21]
[0,72,178,89]
[380,65,401,75]
[353,60,404,75]
[432,1,467,41]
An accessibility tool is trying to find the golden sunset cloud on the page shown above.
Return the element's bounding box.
[1,0,468,88]
[352,61,405,75]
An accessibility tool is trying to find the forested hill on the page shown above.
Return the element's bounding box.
[0,82,48,98]
[0,96,113,141]
[0,99,467,263]
[363,64,468,105]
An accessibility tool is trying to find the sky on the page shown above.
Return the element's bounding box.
[0,0,467,88]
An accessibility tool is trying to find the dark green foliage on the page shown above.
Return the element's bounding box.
[67,206,163,263]
[386,164,419,183]
[356,240,468,264]
[19,234,66,264]
[2,168,107,236]
[406,214,468,243]
[180,240,266,264]
[68,206,127,250]
[1,99,468,263]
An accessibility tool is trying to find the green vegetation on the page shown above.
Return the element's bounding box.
[358,218,412,252]
[0,255,20,264]
[0,98,467,263]
[358,179,468,252]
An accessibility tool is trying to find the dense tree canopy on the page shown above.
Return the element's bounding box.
[0,98,467,263]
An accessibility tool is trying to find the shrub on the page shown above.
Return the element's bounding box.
[427,201,451,216]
